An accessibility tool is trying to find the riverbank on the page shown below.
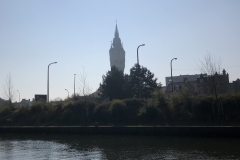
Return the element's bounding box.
[0,126,240,137]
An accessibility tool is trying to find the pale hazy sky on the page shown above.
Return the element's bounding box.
[1,0,240,101]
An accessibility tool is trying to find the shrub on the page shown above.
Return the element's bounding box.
[84,101,96,123]
[109,100,127,124]
[151,90,168,109]
[151,90,174,123]
[220,93,240,115]
[12,106,31,125]
[192,95,215,122]
[138,103,164,125]
[123,98,144,124]
[168,89,194,123]
[61,100,87,125]
[0,105,12,125]
[94,102,111,125]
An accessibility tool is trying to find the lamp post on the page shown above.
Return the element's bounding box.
[137,44,145,65]
[170,58,177,92]
[47,62,57,102]
[137,44,145,98]
[74,74,76,99]
[65,89,69,98]
[17,90,20,103]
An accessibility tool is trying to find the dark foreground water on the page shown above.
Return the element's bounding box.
[0,134,240,160]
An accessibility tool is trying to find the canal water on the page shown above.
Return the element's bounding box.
[0,134,239,159]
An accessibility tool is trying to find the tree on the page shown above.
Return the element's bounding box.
[78,67,92,101]
[122,74,133,99]
[199,53,224,100]
[99,65,159,100]
[98,66,125,100]
[129,64,158,99]
[2,73,16,107]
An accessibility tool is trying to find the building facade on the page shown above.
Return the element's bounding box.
[109,24,125,72]
[165,74,205,86]
[228,78,240,93]
[165,69,230,96]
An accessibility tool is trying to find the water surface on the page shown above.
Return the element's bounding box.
[0,134,239,159]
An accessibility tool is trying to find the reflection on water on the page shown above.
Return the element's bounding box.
[0,134,239,159]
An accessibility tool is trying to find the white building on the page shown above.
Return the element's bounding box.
[165,74,207,86]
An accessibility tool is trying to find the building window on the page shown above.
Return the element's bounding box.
[174,85,179,91]
[200,79,203,83]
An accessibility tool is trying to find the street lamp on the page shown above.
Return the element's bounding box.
[137,44,145,98]
[74,74,76,99]
[170,58,177,92]
[47,62,57,102]
[65,89,69,98]
[137,44,145,65]
[17,90,20,103]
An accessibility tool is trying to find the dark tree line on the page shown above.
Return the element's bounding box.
[98,64,161,100]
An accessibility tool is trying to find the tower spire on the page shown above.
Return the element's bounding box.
[109,23,125,72]
[115,23,119,38]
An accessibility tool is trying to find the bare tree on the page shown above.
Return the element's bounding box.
[2,73,16,107]
[200,53,222,75]
[199,53,224,100]
[78,67,92,101]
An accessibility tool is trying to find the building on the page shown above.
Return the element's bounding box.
[0,97,6,106]
[165,74,205,87]
[228,78,240,93]
[195,69,229,95]
[35,94,47,102]
[14,99,32,107]
[165,74,207,95]
[165,69,230,96]
[109,24,125,72]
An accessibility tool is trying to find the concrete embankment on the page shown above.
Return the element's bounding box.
[0,126,240,137]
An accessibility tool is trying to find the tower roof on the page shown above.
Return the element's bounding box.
[112,24,122,49]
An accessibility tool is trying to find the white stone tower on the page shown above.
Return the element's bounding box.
[109,24,125,72]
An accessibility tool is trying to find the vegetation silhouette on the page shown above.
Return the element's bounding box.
[0,91,240,126]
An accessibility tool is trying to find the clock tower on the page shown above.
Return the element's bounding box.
[109,24,125,72]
